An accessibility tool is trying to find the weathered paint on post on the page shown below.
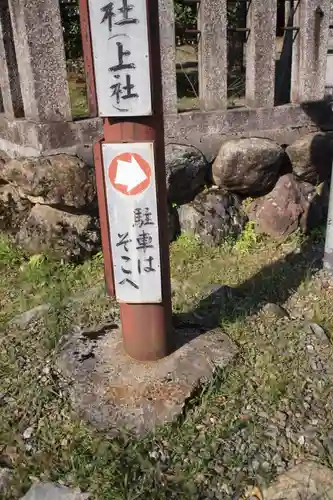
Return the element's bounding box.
[102,141,162,303]
[93,138,115,296]
[87,0,152,117]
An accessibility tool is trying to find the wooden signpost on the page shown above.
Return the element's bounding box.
[80,0,174,361]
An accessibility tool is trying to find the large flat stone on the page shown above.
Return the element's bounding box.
[263,461,333,500]
[20,482,90,500]
[57,324,237,435]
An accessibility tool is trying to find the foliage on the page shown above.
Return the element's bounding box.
[59,0,247,61]
[59,0,82,61]
[174,2,197,29]
[59,0,199,59]
[234,221,261,255]
[227,0,247,28]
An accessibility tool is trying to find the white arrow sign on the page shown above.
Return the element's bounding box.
[114,156,147,193]
[102,142,162,303]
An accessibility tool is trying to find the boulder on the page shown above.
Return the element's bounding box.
[0,184,32,234]
[263,461,333,500]
[212,138,286,196]
[249,174,327,238]
[1,154,96,210]
[286,132,333,184]
[178,187,247,245]
[0,468,11,494]
[165,144,209,205]
[20,482,90,500]
[16,205,100,261]
[0,150,9,168]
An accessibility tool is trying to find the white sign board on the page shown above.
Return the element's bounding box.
[102,141,162,303]
[88,0,152,117]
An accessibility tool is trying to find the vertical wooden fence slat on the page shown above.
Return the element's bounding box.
[158,0,178,115]
[291,0,330,102]
[8,0,72,122]
[0,0,24,118]
[246,0,277,108]
[198,0,228,110]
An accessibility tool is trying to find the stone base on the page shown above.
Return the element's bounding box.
[57,324,237,435]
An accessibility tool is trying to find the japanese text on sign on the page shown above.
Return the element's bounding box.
[88,0,152,117]
[102,142,162,303]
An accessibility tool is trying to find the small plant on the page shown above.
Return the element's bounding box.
[241,197,254,215]
[234,221,260,255]
[26,254,47,268]
[0,237,23,267]
[93,251,104,263]
[175,232,202,254]
[309,225,326,245]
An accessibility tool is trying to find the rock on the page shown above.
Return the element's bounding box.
[212,138,285,196]
[0,467,11,493]
[286,132,333,184]
[178,187,247,245]
[306,322,331,346]
[263,461,333,499]
[0,184,32,234]
[0,150,9,168]
[262,303,289,318]
[16,205,100,261]
[168,204,180,242]
[1,154,96,210]
[165,144,209,204]
[20,482,90,500]
[10,304,51,328]
[249,174,326,238]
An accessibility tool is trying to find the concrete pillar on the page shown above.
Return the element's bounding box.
[246,0,277,108]
[291,0,330,102]
[8,0,72,122]
[159,0,178,115]
[198,0,227,110]
[0,0,24,118]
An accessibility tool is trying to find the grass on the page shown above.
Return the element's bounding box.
[1,227,333,499]
[68,77,89,119]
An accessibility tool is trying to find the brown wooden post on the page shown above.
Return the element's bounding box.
[80,0,174,361]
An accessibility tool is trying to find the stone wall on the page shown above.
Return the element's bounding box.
[0,131,331,260]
